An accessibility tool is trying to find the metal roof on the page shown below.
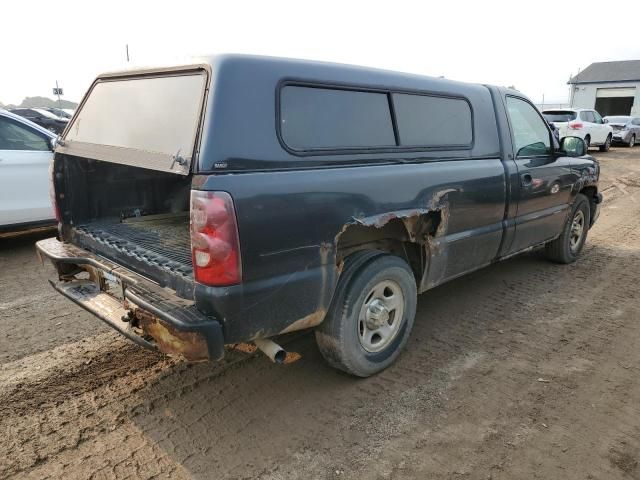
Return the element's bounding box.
[569,60,640,84]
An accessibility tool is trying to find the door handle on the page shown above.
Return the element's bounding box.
[521,173,533,187]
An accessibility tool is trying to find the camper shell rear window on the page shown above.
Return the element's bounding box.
[61,69,208,174]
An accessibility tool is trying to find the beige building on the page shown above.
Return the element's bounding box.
[569,60,640,116]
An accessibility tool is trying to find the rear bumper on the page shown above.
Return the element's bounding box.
[612,131,631,143]
[36,237,225,361]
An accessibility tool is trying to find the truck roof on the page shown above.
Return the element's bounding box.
[98,53,482,92]
[72,54,503,173]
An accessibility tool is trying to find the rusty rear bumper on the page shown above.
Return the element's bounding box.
[36,237,225,361]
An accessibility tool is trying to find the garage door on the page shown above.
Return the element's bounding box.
[596,87,636,98]
[595,87,636,116]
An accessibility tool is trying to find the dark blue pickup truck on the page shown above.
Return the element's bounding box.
[37,55,601,376]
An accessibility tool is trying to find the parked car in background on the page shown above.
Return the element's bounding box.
[44,107,73,119]
[37,55,601,377]
[0,109,56,233]
[604,116,640,147]
[543,108,612,152]
[9,107,68,134]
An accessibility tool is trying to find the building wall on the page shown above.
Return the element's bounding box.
[570,81,640,115]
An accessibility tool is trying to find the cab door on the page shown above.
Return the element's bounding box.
[0,116,54,227]
[503,96,574,254]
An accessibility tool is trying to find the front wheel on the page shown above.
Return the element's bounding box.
[544,194,590,264]
[315,252,417,377]
[599,134,612,152]
[629,134,636,148]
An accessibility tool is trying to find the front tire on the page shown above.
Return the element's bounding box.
[629,134,636,148]
[315,252,417,377]
[544,194,590,264]
[599,134,612,152]
[584,135,591,150]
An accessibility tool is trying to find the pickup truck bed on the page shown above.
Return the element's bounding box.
[73,214,193,296]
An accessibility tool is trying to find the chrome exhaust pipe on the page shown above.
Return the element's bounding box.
[254,338,286,364]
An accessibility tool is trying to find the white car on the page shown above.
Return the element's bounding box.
[542,108,613,152]
[0,109,57,233]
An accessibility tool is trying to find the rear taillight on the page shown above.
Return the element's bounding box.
[568,122,583,130]
[190,190,242,286]
[48,161,61,222]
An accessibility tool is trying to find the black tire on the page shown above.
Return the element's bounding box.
[544,194,590,264]
[315,252,417,377]
[629,134,636,148]
[584,135,591,150]
[599,134,612,152]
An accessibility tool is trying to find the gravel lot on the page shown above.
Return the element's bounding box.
[2,147,640,479]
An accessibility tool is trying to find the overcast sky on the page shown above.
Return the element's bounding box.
[3,0,639,106]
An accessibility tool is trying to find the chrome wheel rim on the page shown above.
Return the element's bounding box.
[631,136,635,148]
[358,280,404,353]
[569,210,585,252]
[606,136,611,149]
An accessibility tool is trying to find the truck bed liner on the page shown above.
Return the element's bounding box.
[72,214,193,296]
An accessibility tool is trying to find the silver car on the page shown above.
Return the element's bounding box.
[604,116,640,147]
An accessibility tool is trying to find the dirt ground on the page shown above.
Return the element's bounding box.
[2,147,640,480]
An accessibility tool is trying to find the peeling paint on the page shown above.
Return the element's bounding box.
[279,309,327,334]
[336,187,459,245]
[333,188,460,294]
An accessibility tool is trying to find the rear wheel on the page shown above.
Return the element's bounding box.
[315,252,417,377]
[629,134,636,148]
[544,194,590,264]
[599,134,612,152]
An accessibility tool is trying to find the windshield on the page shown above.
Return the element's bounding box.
[49,108,72,119]
[33,108,62,120]
[542,111,577,123]
[606,116,631,124]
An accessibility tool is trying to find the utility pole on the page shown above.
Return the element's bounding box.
[54,80,62,108]
[126,44,130,62]
[541,93,545,111]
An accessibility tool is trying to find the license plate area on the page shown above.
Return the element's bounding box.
[99,269,125,301]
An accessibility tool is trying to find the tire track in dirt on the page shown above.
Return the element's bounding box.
[3,162,640,479]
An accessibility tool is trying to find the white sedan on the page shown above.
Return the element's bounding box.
[0,109,57,234]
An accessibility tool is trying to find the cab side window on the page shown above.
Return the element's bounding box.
[0,117,50,151]
[505,96,551,157]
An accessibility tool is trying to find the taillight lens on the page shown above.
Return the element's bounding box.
[190,190,242,286]
[569,122,583,130]
[48,161,61,222]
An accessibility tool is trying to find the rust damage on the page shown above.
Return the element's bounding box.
[133,308,209,362]
[337,188,458,244]
[279,308,327,334]
[276,241,333,335]
[334,188,460,292]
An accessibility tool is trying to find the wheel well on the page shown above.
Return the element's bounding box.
[579,186,598,219]
[336,212,441,282]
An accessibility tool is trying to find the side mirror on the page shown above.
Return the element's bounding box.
[603,118,609,123]
[559,136,586,157]
[49,137,58,152]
